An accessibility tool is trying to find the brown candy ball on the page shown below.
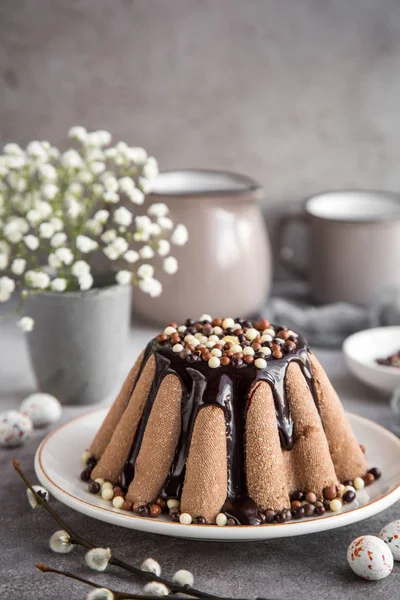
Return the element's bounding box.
[323,486,337,500]
[122,500,133,511]
[149,503,162,518]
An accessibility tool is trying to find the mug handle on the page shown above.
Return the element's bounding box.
[277,214,309,279]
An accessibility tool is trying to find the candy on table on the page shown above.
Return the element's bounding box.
[347,535,393,580]
[0,410,33,448]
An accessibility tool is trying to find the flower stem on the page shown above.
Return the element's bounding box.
[13,459,224,600]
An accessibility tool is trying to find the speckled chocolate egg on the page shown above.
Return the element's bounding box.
[379,521,400,561]
[20,393,62,428]
[347,535,394,580]
[0,410,33,448]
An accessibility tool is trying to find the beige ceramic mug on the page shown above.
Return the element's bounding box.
[133,169,272,324]
[279,190,400,306]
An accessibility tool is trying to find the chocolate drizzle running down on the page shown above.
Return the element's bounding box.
[121,330,317,524]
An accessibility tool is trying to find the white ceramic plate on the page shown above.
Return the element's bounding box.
[35,408,400,542]
[343,326,400,395]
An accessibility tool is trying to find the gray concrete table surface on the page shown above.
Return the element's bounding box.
[1,315,400,600]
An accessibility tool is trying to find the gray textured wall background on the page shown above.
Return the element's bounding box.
[1,0,400,278]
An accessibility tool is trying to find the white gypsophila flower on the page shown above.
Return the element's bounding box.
[148,203,169,218]
[158,240,170,257]
[123,249,139,264]
[39,222,55,239]
[25,270,50,290]
[0,241,9,256]
[86,219,103,236]
[172,569,194,587]
[61,149,84,169]
[142,582,169,596]
[8,171,27,192]
[139,277,162,298]
[103,245,119,261]
[138,176,153,195]
[48,253,62,269]
[126,146,148,164]
[163,256,178,275]
[0,253,8,270]
[11,258,26,275]
[36,200,53,219]
[66,196,83,220]
[50,217,63,232]
[171,224,189,246]
[87,130,111,147]
[27,209,41,225]
[140,245,155,260]
[26,141,48,161]
[18,316,35,332]
[78,273,94,291]
[50,278,67,292]
[104,191,119,204]
[72,260,90,277]
[42,183,58,200]
[68,182,83,196]
[142,156,158,179]
[149,223,162,237]
[157,217,174,230]
[87,147,105,162]
[49,530,74,554]
[128,187,145,205]
[118,176,135,194]
[3,143,24,155]
[38,163,57,181]
[137,264,154,279]
[141,558,161,577]
[68,125,88,143]
[26,485,49,508]
[91,161,106,175]
[92,183,104,197]
[6,154,26,169]
[55,247,74,265]
[85,547,111,572]
[76,235,98,254]
[115,270,132,285]
[87,588,114,600]
[104,147,117,160]
[101,229,117,244]
[0,276,15,301]
[79,170,94,185]
[50,232,67,248]
[94,209,109,224]
[113,237,129,255]
[102,175,118,193]
[23,235,40,251]
[4,218,29,243]
[114,206,133,227]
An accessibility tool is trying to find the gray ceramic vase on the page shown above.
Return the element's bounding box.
[24,283,132,405]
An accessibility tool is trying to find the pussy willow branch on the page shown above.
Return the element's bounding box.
[13,459,236,600]
[36,564,174,600]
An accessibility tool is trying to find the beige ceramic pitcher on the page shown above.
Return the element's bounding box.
[133,169,272,324]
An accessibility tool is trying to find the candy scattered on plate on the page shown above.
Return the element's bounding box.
[0,410,33,448]
[20,393,62,428]
[347,535,394,580]
[379,520,400,561]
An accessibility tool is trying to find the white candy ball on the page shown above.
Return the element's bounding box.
[167,498,180,509]
[172,343,183,353]
[178,325,186,333]
[222,318,235,329]
[112,496,124,509]
[101,487,114,501]
[230,344,242,354]
[347,535,393,580]
[245,328,258,341]
[353,477,365,490]
[211,348,222,358]
[260,347,272,357]
[255,358,267,369]
[208,356,221,369]
[199,314,212,322]
[379,520,400,561]
[213,326,223,335]
[179,512,192,525]
[208,335,219,342]
[243,347,254,356]
[216,513,228,527]
[20,393,62,428]
[164,326,177,335]
[0,410,33,447]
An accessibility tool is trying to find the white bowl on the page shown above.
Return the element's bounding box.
[343,326,400,395]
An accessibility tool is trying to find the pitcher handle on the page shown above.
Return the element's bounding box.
[277,214,309,279]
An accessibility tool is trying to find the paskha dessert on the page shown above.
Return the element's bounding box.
[80,316,380,525]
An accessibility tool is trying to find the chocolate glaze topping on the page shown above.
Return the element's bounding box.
[121,326,317,524]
